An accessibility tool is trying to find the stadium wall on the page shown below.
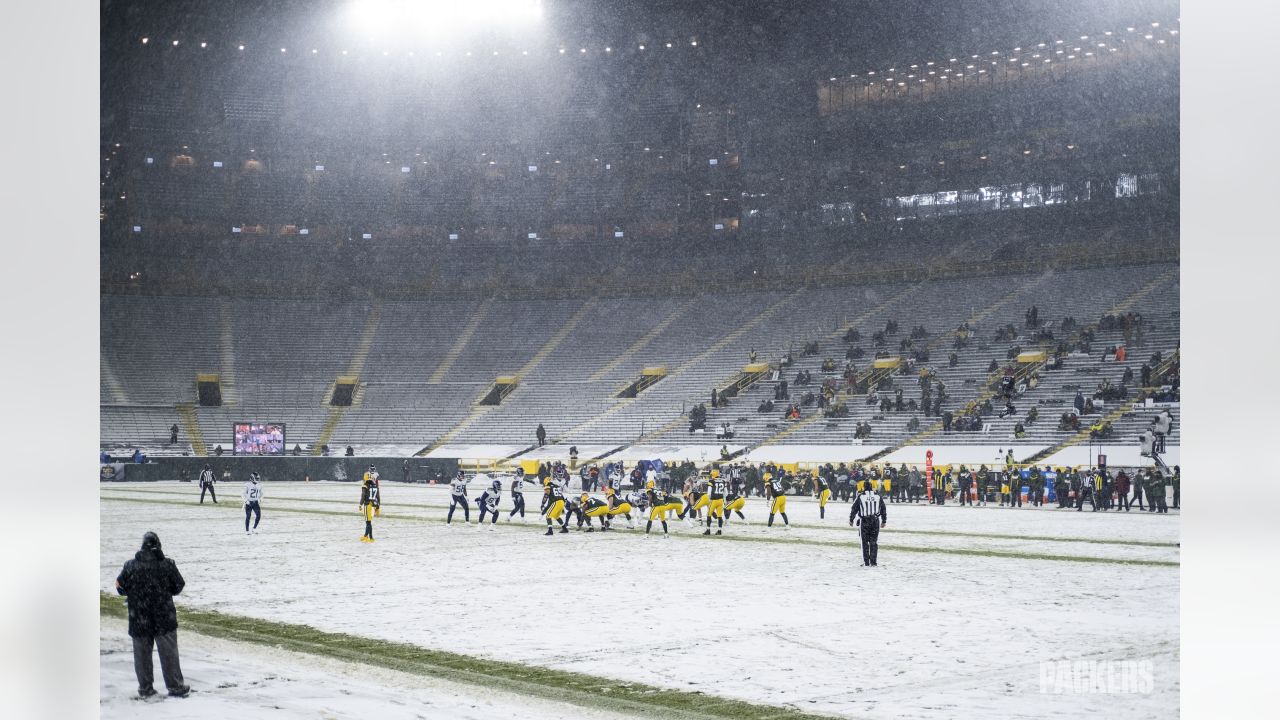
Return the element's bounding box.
[101,456,460,484]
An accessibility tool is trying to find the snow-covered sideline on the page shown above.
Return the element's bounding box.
[100,624,634,719]
[101,482,1179,719]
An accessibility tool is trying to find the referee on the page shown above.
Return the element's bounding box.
[851,482,888,566]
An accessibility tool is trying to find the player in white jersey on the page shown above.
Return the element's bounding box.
[507,468,529,521]
[447,470,471,524]
[242,472,263,534]
[475,476,502,530]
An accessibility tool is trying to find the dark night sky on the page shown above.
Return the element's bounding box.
[103,0,1181,71]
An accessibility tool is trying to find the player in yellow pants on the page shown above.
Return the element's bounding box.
[363,466,382,517]
[702,469,728,535]
[644,481,682,536]
[580,495,613,531]
[607,495,636,529]
[723,493,746,524]
[542,480,568,535]
[815,473,832,520]
[766,474,790,528]
[359,475,380,542]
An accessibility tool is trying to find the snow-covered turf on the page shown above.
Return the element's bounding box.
[101,482,1179,719]
[100,624,636,719]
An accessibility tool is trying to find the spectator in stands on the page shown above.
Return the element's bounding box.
[689,404,708,433]
[213,445,223,456]
[292,444,301,456]
[169,424,179,445]
[1026,407,1039,425]
[907,416,920,432]
[711,388,718,408]
[1140,363,1153,387]
[1013,422,1026,439]
[320,444,329,456]
[999,401,1017,419]
[345,446,355,456]
[1074,391,1086,415]
[536,423,547,446]
[949,352,959,368]
[942,410,953,433]
[101,451,112,465]
[757,399,774,413]
[132,449,147,464]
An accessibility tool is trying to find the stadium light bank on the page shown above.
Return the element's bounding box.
[342,0,544,43]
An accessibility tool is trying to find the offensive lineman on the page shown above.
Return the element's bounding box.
[579,494,613,531]
[851,480,888,566]
[542,477,569,535]
[644,480,683,536]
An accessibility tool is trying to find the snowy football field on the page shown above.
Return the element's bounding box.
[100,482,1179,719]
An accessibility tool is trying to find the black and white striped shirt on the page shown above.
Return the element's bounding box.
[851,490,887,526]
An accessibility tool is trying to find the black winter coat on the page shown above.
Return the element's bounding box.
[115,548,185,637]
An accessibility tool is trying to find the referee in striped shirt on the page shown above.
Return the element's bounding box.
[851,483,888,566]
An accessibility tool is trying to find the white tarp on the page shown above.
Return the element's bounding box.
[607,444,747,463]
[510,444,620,462]
[422,444,527,460]
[739,445,888,464]
[878,445,1048,465]
[1040,445,1179,469]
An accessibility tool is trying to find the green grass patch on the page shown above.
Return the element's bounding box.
[99,592,836,720]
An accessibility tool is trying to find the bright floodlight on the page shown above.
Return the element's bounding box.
[344,0,543,42]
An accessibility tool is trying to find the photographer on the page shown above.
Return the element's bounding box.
[114,532,189,698]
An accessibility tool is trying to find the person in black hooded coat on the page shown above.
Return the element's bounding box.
[115,531,189,698]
